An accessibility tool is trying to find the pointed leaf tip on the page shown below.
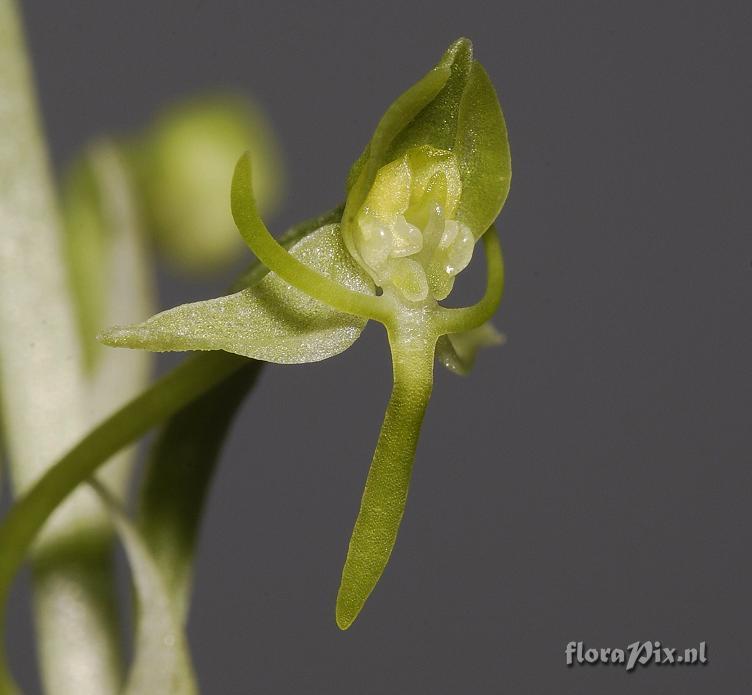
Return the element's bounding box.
[335,600,356,631]
[97,326,132,348]
[443,37,473,64]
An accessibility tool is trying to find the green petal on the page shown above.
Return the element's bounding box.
[99,224,375,364]
[336,331,436,630]
[90,481,196,695]
[344,37,511,245]
[342,58,452,254]
[387,37,474,155]
[454,61,511,239]
[436,322,505,375]
[344,62,451,199]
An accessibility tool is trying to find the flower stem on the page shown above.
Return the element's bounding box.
[336,322,436,629]
[0,351,247,693]
[0,2,130,691]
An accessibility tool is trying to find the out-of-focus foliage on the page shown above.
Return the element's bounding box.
[130,95,284,271]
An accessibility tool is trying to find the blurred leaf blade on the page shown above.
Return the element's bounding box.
[138,361,261,619]
[0,350,249,691]
[0,4,126,691]
[63,140,157,509]
[90,481,197,695]
[61,153,109,370]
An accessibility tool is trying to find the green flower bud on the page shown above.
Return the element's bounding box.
[135,95,284,271]
[342,38,510,306]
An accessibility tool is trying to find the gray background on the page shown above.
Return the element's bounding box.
[3,0,751,693]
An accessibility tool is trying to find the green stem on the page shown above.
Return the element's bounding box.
[0,351,246,693]
[0,197,332,692]
[0,2,129,692]
[336,322,436,629]
[90,481,197,695]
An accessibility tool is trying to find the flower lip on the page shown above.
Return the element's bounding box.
[349,146,474,303]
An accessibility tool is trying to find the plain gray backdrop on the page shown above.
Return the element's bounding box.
[2,1,751,693]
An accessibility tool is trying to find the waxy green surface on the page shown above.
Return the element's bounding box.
[0,37,511,693]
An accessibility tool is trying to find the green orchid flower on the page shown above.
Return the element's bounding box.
[99,37,511,629]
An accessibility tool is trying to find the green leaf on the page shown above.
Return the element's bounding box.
[0,351,247,691]
[138,361,261,620]
[99,223,375,364]
[90,481,196,695]
[436,322,505,375]
[1,7,131,691]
